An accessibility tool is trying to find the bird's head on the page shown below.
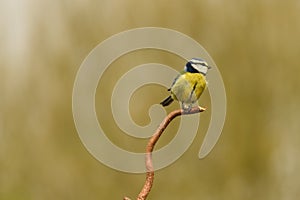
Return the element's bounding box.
[184,58,211,75]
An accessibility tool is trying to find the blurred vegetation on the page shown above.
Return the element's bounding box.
[1,0,300,199]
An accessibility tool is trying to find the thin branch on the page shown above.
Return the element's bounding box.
[124,106,206,200]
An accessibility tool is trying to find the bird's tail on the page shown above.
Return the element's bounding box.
[160,96,174,107]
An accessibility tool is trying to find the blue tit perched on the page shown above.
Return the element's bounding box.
[160,58,211,110]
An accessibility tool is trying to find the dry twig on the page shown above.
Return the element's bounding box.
[124,106,206,200]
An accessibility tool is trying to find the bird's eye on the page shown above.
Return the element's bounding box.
[199,62,207,66]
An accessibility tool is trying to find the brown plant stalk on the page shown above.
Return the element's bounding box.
[124,106,206,200]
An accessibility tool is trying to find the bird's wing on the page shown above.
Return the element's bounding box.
[168,73,181,91]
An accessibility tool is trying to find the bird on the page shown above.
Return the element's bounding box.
[160,58,211,110]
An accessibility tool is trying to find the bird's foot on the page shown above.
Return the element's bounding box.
[182,103,193,113]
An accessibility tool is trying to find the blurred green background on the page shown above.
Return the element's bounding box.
[1,0,300,199]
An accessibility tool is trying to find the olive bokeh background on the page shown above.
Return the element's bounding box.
[1,1,300,199]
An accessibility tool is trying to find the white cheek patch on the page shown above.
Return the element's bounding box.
[191,64,208,75]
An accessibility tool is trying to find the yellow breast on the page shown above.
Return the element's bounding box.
[170,72,206,104]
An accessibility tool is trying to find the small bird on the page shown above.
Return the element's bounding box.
[160,58,211,110]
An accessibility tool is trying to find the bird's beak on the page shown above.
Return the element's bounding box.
[207,65,212,69]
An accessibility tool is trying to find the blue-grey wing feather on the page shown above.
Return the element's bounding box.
[168,74,181,91]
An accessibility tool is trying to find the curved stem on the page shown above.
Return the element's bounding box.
[124,106,206,200]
